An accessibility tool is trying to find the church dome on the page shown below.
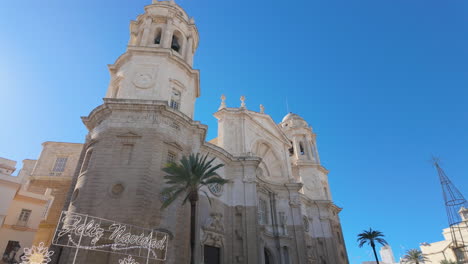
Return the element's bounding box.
[282,112,304,123]
[281,112,309,128]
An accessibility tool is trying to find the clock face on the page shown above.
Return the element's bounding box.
[133,73,153,89]
[208,183,223,196]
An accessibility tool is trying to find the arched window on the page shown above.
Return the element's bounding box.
[171,33,181,52]
[154,28,162,44]
[299,142,305,155]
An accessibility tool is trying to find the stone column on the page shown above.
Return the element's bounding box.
[185,37,194,64]
[240,158,261,264]
[162,20,173,49]
[302,136,310,160]
[292,137,300,160]
[140,17,153,46]
[285,183,307,264]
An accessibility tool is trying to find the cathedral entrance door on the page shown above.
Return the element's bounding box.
[264,248,273,264]
[204,245,220,264]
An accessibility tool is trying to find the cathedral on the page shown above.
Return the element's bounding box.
[55,1,350,263]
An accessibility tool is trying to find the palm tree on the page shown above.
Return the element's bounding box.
[401,249,428,264]
[161,153,229,264]
[357,228,388,264]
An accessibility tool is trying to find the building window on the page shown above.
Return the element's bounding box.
[17,209,32,226]
[303,216,310,232]
[170,89,181,110]
[324,187,329,200]
[167,151,176,164]
[258,199,268,224]
[52,157,68,173]
[208,183,223,196]
[120,144,134,165]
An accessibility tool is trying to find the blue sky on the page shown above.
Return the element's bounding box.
[1,0,467,263]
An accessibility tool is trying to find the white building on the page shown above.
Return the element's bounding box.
[421,207,468,264]
[380,245,397,264]
[0,158,52,263]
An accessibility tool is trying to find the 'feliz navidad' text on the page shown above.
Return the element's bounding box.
[57,213,167,251]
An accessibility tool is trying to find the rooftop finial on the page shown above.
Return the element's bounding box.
[260,104,265,113]
[240,96,246,108]
[219,94,226,110]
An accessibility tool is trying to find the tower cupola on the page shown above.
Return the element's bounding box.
[281,113,320,164]
[105,0,200,118]
[128,0,199,65]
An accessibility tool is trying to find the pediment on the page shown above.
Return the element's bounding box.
[245,112,290,145]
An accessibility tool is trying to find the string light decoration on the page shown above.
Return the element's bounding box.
[20,242,54,264]
[118,256,140,264]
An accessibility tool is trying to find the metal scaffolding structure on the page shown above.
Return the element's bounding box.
[433,158,468,263]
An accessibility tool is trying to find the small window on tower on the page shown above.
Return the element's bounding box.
[170,89,181,110]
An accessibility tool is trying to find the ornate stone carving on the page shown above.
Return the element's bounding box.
[240,95,246,108]
[289,196,301,207]
[202,231,223,248]
[219,94,226,110]
[204,212,224,233]
[202,212,224,248]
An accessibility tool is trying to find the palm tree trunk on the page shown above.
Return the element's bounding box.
[190,200,196,264]
[371,244,380,264]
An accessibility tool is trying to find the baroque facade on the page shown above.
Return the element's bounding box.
[57,0,350,263]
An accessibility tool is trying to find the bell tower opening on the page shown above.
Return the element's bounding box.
[154,28,162,44]
[171,33,181,52]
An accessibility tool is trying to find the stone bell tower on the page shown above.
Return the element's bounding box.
[62,1,205,263]
[105,0,200,118]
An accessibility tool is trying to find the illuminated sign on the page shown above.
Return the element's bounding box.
[52,211,169,261]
